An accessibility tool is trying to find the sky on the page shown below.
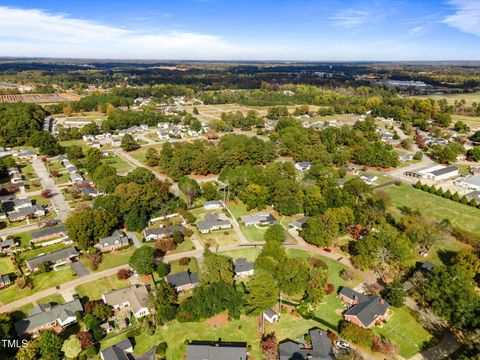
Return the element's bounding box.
[0,0,480,61]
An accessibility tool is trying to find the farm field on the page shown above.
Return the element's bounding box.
[411,92,480,105]
[380,184,480,235]
[0,93,81,103]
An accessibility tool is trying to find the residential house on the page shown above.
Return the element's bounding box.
[6,198,45,222]
[165,271,199,292]
[102,285,151,319]
[339,287,389,328]
[143,225,186,242]
[95,230,129,252]
[0,274,11,288]
[80,187,99,198]
[360,174,378,185]
[14,299,83,337]
[82,135,95,142]
[91,141,101,149]
[197,213,232,234]
[424,166,459,182]
[0,239,15,253]
[31,225,67,243]
[289,217,307,231]
[240,212,276,226]
[279,328,334,360]
[295,162,312,172]
[263,309,279,324]
[25,246,79,271]
[100,338,156,360]
[65,164,77,173]
[347,167,360,176]
[203,200,224,210]
[15,149,37,160]
[399,154,413,162]
[233,258,254,278]
[186,341,247,360]
[111,138,121,146]
[156,130,170,140]
[70,172,84,183]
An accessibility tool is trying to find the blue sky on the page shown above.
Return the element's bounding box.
[0,0,479,60]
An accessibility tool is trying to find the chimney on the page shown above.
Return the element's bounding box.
[379,299,384,305]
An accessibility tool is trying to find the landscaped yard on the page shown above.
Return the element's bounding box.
[37,293,65,305]
[102,156,135,173]
[373,306,433,358]
[0,268,77,304]
[380,184,480,235]
[226,201,273,242]
[266,313,322,344]
[80,247,135,272]
[169,257,199,274]
[221,248,261,262]
[75,275,131,300]
[100,315,263,360]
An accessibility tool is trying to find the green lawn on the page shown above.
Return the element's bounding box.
[0,257,15,274]
[75,275,131,301]
[380,184,480,235]
[37,293,65,305]
[80,247,135,272]
[373,307,433,358]
[102,156,135,173]
[226,201,275,242]
[221,248,261,262]
[266,313,321,343]
[19,243,66,263]
[100,315,263,360]
[169,257,199,274]
[0,268,77,304]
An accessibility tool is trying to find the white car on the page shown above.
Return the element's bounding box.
[336,341,350,350]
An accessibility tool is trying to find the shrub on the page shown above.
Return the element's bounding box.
[451,192,460,202]
[460,196,468,205]
[339,322,374,349]
[326,283,334,295]
[156,342,168,356]
[179,257,191,266]
[156,262,171,277]
[414,181,422,189]
[117,268,133,280]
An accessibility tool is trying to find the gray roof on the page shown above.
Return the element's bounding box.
[102,285,149,314]
[197,213,231,232]
[264,308,277,318]
[26,246,79,269]
[430,166,458,176]
[166,271,199,288]
[339,287,367,302]
[467,191,480,201]
[31,225,67,240]
[101,339,132,360]
[289,217,307,229]
[14,299,83,336]
[0,274,10,284]
[234,258,254,273]
[0,239,15,248]
[342,287,389,328]
[279,328,334,360]
[186,341,247,360]
[240,212,276,225]
[144,225,186,238]
[96,230,129,248]
[460,174,480,187]
[14,197,32,207]
[203,200,222,207]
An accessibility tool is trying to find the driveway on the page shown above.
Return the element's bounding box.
[31,158,71,221]
[126,231,142,249]
[70,261,90,277]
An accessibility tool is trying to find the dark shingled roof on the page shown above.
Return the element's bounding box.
[26,246,78,269]
[430,166,458,176]
[165,271,199,288]
[186,341,247,360]
[234,258,254,273]
[100,339,132,360]
[279,328,334,360]
[31,225,66,240]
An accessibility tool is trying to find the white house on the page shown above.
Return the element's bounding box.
[457,174,480,191]
[263,309,279,324]
[203,200,223,210]
[360,174,378,185]
[295,162,311,172]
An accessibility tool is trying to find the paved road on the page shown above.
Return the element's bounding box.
[31,158,71,221]
[0,223,41,237]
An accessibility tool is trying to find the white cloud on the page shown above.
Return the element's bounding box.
[330,9,372,29]
[443,0,480,37]
[0,6,251,59]
[408,26,426,37]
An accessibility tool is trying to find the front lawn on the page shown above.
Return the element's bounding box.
[373,306,433,358]
[75,275,131,300]
[221,248,261,262]
[80,247,135,272]
[102,156,135,173]
[37,293,65,305]
[0,256,15,274]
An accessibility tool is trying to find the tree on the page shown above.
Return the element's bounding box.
[179,176,200,208]
[145,147,160,166]
[261,333,279,360]
[201,182,218,200]
[156,262,171,277]
[37,329,63,360]
[16,339,38,360]
[77,331,94,350]
[121,134,139,151]
[153,283,178,325]
[201,251,234,285]
[275,257,309,295]
[301,207,354,246]
[64,209,118,250]
[61,335,82,359]
[240,183,270,210]
[117,268,133,280]
[125,204,149,231]
[129,246,156,275]
[264,224,286,243]
[245,271,279,314]
[384,280,406,307]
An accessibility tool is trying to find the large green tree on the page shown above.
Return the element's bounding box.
[245,271,279,315]
[129,246,156,275]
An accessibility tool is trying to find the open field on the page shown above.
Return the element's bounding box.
[380,184,480,235]
[373,307,433,358]
[452,114,480,129]
[0,93,81,103]
[411,92,480,105]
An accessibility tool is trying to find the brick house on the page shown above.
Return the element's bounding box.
[339,287,389,328]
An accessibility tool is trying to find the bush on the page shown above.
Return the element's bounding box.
[156,342,168,356]
[326,283,334,295]
[451,192,460,202]
[84,345,98,359]
[414,181,422,189]
[451,227,480,247]
[179,257,191,266]
[460,196,468,205]
[117,268,133,280]
[339,321,374,349]
[156,262,171,277]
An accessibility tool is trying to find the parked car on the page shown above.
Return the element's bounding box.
[336,341,350,350]
[323,247,332,252]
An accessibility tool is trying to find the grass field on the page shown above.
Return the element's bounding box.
[0,257,15,274]
[452,114,480,129]
[75,275,131,300]
[373,307,433,358]
[37,293,65,305]
[80,246,135,272]
[411,92,480,105]
[0,268,77,304]
[102,156,135,173]
[100,315,263,360]
[380,184,480,235]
